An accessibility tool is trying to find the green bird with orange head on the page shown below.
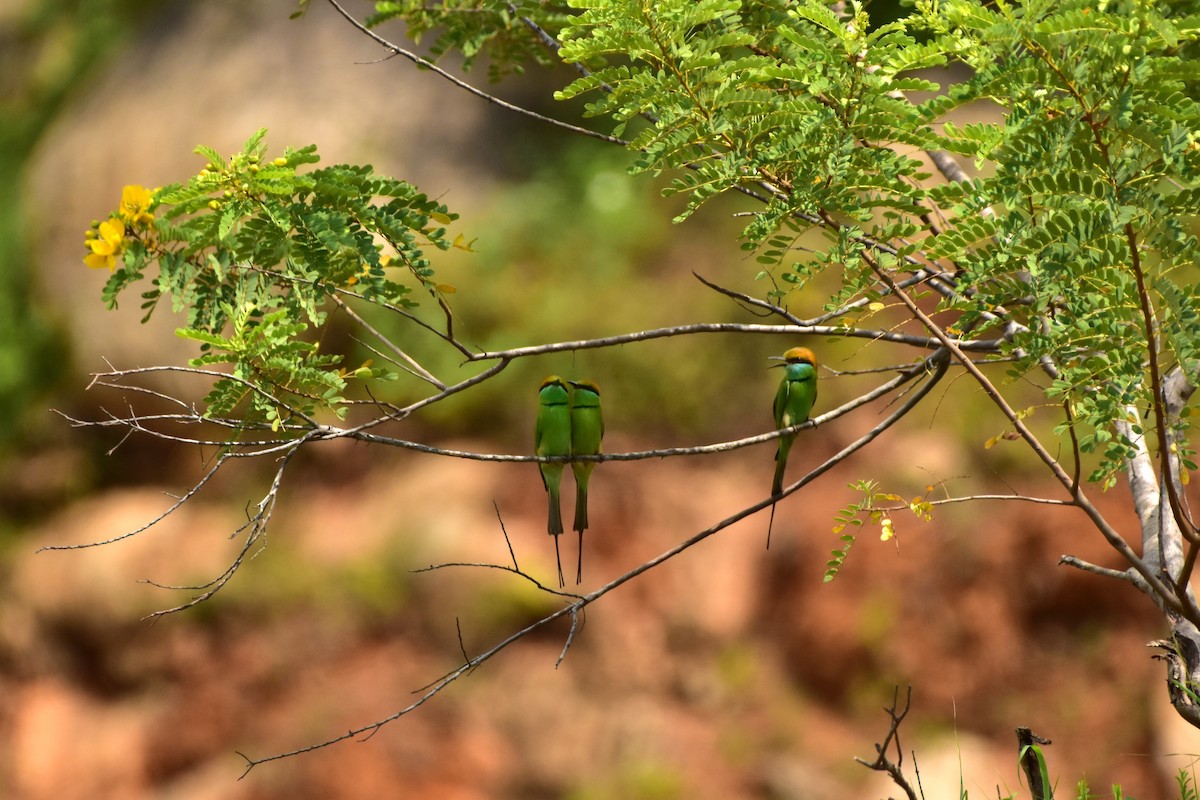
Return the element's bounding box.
[771,346,818,498]
[766,347,818,548]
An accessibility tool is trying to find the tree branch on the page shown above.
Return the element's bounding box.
[854,685,920,800]
[323,0,628,147]
[237,349,950,772]
[862,251,1197,625]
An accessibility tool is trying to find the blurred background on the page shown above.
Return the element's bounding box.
[2,0,1197,797]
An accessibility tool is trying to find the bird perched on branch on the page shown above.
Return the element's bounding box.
[768,347,818,547]
[569,380,603,585]
[535,376,571,587]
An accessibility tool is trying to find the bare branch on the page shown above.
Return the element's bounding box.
[351,356,930,463]
[323,0,627,147]
[239,350,950,771]
[37,454,234,551]
[1059,555,1134,583]
[854,686,920,800]
[77,349,927,474]
[143,444,300,618]
[331,294,445,389]
[927,150,973,186]
[922,494,1072,509]
[493,501,519,571]
[413,560,581,600]
[692,269,957,329]
[472,321,999,361]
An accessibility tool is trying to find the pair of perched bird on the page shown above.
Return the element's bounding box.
[534,377,604,587]
[534,346,818,584]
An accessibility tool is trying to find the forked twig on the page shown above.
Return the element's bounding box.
[854,685,920,800]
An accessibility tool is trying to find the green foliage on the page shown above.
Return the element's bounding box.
[557,0,938,261]
[366,0,577,78]
[825,479,934,579]
[827,479,889,580]
[922,1,1200,485]
[1019,741,1054,798]
[124,0,1200,488]
[92,128,461,429]
[101,0,1200,464]
[1178,765,1199,800]
[542,0,1200,486]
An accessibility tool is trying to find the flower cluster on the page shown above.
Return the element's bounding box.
[84,185,156,271]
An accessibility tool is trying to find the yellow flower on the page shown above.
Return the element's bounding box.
[84,218,126,271]
[118,184,155,227]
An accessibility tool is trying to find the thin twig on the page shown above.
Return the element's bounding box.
[331,295,445,389]
[323,0,628,146]
[853,686,920,800]
[1058,555,1132,582]
[141,445,300,618]
[472,321,999,361]
[238,350,949,774]
[37,454,233,551]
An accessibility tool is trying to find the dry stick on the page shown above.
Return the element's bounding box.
[854,685,920,800]
[330,295,445,389]
[1016,727,1053,800]
[238,351,951,775]
[37,453,233,551]
[143,443,302,618]
[471,321,998,361]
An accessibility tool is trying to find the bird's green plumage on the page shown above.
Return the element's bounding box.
[569,380,603,584]
[771,347,818,497]
[535,376,571,541]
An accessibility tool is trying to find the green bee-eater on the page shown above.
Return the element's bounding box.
[536,376,572,587]
[768,347,818,547]
[771,346,818,497]
[569,380,603,585]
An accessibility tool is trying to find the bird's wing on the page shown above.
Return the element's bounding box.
[773,378,790,429]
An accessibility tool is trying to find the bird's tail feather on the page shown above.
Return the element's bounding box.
[573,483,589,533]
